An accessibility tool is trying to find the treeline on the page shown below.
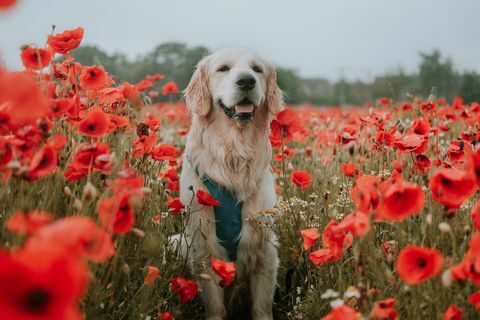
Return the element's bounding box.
[70,44,480,105]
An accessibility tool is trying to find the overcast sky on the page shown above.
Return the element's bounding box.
[1,0,479,81]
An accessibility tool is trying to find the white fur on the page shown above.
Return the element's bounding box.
[179,48,284,320]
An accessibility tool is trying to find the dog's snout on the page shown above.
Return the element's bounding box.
[236,74,256,91]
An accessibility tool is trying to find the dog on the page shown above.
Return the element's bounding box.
[179,48,284,320]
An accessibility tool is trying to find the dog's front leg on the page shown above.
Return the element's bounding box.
[200,272,226,320]
[250,241,278,320]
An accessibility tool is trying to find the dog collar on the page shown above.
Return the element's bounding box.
[186,155,243,261]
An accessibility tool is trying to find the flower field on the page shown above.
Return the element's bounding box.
[3,23,480,320]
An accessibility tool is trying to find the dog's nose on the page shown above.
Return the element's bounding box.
[236,74,256,91]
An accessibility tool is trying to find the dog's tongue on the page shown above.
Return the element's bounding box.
[235,104,254,113]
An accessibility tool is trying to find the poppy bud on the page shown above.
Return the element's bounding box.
[438,222,451,233]
[64,186,73,197]
[136,122,149,137]
[131,228,145,238]
[122,263,131,275]
[441,269,453,288]
[83,181,97,200]
[73,198,83,211]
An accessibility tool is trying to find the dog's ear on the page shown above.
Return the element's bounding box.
[266,64,285,116]
[184,58,211,117]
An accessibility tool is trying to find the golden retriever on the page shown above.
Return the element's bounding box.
[179,48,284,320]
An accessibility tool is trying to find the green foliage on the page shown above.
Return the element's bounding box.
[418,49,459,100]
[460,72,480,103]
[70,45,479,106]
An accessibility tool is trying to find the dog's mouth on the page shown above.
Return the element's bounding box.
[219,97,256,123]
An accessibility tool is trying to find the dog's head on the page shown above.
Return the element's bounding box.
[184,48,284,125]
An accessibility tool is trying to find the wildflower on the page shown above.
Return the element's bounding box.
[47,27,84,54]
[429,168,477,208]
[79,66,109,90]
[270,108,302,142]
[341,163,360,177]
[170,276,198,304]
[300,228,320,250]
[145,266,160,285]
[322,305,361,320]
[162,81,179,96]
[98,196,135,234]
[196,190,220,207]
[442,305,462,320]
[6,211,53,235]
[370,298,398,319]
[166,197,184,215]
[468,291,480,309]
[376,179,425,221]
[0,245,88,320]
[20,46,52,70]
[210,258,236,287]
[28,143,58,180]
[77,107,110,138]
[290,170,312,192]
[396,245,443,285]
[25,216,115,263]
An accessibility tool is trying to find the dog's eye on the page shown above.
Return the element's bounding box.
[217,65,230,72]
[252,66,263,73]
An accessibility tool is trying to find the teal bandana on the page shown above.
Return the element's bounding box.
[187,157,243,261]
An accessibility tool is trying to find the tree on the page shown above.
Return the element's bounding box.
[460,72,480,103]
[418,50,459,100]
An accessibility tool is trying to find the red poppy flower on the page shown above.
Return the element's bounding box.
[376,179,425,221]
[6,210,53,235]
[0,71,50,125]
[0,245,88,320]
[135,79,153,92]
[211,258,236,286]
[20,46,52,70]
[79,66,109,90]
[28,143,58,180]
[133,133,158,158]
[336,125,358,144]
[472,201,480,231]
[50,97,75,117]
[336,211,370,237]
[164,168,179,181]
[370,298,398,320]
[0,0,17,9]
[408,118,431,136]
[469,292,480,310]
[396,245,443,285]
[270,108,302,142]
[25,216,115,263]
[167,180,179,192]
[77,107,110,138]
[98,196,135,234]
[144,266,160,285]
[161,81,179,96]
[322,219,353,260]
[341,163,360,177]
[158,312,174,320]
[47,27,84,54]
[166,196,184,215]
[322,305,361,320]
[196,190,220,206]
[442,305,462,320]
[414,154,431,173]
[170,276,198,304]
[290,170,312,192]
[300,228,320,250]
[429,168,477,208]
[122,82,142,107]
[394,134,428,154]
[350,175,380,213]
[309,248,333,266]
[152,144,180,162]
